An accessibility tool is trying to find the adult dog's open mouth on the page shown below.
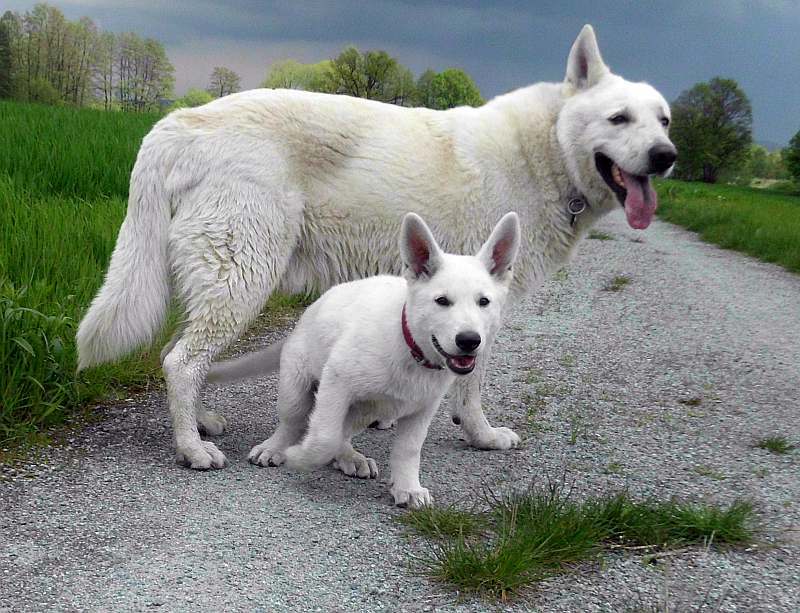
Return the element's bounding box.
[431,336,476,375]
[595,153,658,230]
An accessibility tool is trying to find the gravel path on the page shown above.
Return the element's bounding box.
[2,213,799,612]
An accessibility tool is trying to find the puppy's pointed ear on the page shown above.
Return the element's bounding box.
[477,212,521,278]
[400,213,443,278]
[564,24,609,92]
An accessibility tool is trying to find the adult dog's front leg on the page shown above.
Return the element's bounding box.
[451,351,520,451]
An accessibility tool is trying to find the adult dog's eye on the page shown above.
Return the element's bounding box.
[609,114,629,125]
[478,297,490,307]
[435,296,451,306]
[660,117,670,127]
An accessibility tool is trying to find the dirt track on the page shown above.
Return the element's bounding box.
[2,212,798,612]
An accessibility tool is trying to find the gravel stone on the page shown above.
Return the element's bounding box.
[1,213,798,611]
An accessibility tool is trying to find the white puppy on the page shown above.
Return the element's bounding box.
[208,212,520,507]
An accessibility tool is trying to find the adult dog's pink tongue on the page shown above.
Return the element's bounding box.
[620,169,657,230]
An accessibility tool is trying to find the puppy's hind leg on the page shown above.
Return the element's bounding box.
[249,362,314,467]
[333,441,379,479]
[284,374,352,471]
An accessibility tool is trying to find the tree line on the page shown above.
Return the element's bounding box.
[172,48,484,111]
[0,3,174,111]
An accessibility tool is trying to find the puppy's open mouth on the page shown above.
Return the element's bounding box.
[431,336,476,375]
[595,153,657,230]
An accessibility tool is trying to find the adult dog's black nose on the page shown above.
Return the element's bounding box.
[649,144,677,173]
[455,331,481,352]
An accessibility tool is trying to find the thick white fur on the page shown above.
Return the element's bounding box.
[76,25,675,469]
[211,213,520,508]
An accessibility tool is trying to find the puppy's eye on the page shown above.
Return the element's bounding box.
[660,117,670,127]
[478,297,490,307]
[435,296,451,307]
[609,114,629,125]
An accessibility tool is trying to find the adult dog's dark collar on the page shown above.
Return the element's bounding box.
[567,191,589,228]
[401,304,443,370]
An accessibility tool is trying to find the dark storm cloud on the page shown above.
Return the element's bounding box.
[5,1,799,144]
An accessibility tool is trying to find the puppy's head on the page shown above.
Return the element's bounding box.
[400,212,520,375]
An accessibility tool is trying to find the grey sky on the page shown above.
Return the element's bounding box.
[6,0,799,145]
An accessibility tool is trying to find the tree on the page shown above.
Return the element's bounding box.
[208,66,240,98]
[262,59,334,92]
[115,33,174,111]
[670,77,752,183]
[413,69,436,107]
[0,15,12,98]
[786,130,800,183]
[327,46,415,104]
[170,87,213,109]
[426,68,483,109]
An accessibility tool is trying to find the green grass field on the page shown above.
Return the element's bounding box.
[0,101,164,444]
[656,180,800,273]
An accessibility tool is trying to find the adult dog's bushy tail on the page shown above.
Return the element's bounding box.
[76,135,172,371]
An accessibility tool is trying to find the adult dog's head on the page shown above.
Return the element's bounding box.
[556,25,677,230]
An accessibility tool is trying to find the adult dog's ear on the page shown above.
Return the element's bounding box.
[564,24,609,92]
[400,213,444,278]
[477,212,520,279]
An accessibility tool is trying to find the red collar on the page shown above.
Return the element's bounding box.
[401,305,443,370]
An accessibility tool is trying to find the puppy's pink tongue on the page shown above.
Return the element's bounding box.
[620,169,657,230]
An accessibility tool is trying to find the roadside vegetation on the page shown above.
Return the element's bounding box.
[0,100,319,447]
[656,180,800,273]
[401,482,755,600]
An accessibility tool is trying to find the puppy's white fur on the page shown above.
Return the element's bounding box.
[76,25,675,469]
[209,213,520,508]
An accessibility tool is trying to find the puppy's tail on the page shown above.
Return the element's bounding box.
[206,340,285,384]
[76,131,172,370]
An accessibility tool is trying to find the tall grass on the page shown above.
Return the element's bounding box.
[656,180,800,273]
[0,100,159,200]
[0,175,171,441]
[0,101,164,443]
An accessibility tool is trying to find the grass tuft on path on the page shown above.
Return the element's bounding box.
[403,482,754,600]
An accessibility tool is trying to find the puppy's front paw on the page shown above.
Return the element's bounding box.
[391,485,432,509]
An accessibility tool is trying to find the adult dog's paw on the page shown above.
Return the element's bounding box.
[197,411,227,436]
[368,419,396,430]
[469,426,520,450]
[175,441,228,470]
[248,442,286,467]
[333,449,379,479]
[391,485,432,509]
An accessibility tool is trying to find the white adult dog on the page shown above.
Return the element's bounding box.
[77,25,676,469]
[207,212,520,507]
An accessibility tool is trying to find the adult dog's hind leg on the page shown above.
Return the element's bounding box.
[165,180,303,469]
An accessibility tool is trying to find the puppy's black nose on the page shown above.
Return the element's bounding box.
[455,331,481,352]
[649,144,677,173]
